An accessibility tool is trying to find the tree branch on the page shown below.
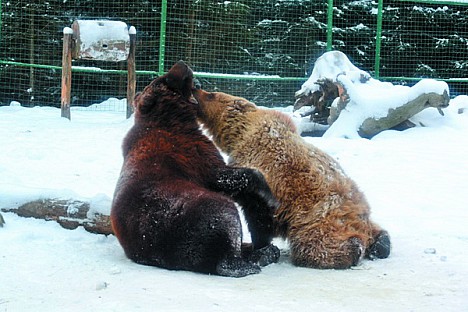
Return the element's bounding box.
[1,199,112,235]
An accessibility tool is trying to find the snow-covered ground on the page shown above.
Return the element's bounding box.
[1,96,467,311]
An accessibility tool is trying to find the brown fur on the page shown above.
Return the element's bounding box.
[193,89,390,269]
[110,62,280,277]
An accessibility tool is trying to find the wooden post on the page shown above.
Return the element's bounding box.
[126,26,136,119]
[61,27,73,120]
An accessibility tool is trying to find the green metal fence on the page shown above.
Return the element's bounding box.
[0,0,467,109]
[375,0,468,84]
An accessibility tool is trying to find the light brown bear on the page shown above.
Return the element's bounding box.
[193,88,391,269]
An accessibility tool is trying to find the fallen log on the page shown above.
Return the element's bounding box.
[295,51,451,138]
[1,199,113,235]
[358,90,450,138]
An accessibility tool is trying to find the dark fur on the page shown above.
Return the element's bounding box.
[110,61,279,277]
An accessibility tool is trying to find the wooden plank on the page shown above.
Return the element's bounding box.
[126,26,137,119]
[61,28,73,120]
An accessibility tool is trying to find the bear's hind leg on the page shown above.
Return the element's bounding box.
[208,214,262,277]
[169,199,262,277]
[289,230,366,269]
[367,228,391,260]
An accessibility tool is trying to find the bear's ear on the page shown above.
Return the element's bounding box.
[165,61,193,97]
[232,99,256,113]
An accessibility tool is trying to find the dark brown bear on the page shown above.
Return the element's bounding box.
[111,61,279,277]
[193,88,391,269]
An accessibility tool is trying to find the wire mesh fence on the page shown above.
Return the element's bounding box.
[0,0,164,110]
[0,0,467,110]
[377,0,468,97]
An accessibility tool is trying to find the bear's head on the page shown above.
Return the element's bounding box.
[193,88,298,154]
[133,61,197,123]
[193,89,258,152]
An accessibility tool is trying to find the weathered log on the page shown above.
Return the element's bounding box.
[1,199,113,235]
[324,76,450,138]
[358,91,450,138]
[295,51,452,138]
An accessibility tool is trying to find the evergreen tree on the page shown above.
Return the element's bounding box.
[0,0,467,107]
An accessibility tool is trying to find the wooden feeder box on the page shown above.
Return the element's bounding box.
[61,20,136,120]
[71,20,130,62]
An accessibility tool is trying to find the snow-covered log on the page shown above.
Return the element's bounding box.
[325,75,450,138]
[358,90,449,138]
[295,51,451,138]
[1,199,112,235]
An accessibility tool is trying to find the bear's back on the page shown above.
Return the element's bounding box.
[228,107,358,215]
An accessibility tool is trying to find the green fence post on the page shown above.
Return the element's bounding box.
[326,0,333,51]
[0,0,3,44]
[374,0,384,79]
[159,0,167,75]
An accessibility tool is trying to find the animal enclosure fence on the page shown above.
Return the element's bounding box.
[0,0,467,110]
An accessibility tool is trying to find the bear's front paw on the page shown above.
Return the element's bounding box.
[249,244,280,267]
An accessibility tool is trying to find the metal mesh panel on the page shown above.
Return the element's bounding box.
[163,1,329,106]
[379,1,468,95]
[0,0,162,108]
[0,0,467,110]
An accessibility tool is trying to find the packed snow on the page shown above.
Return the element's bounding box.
[1,89,468,310]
